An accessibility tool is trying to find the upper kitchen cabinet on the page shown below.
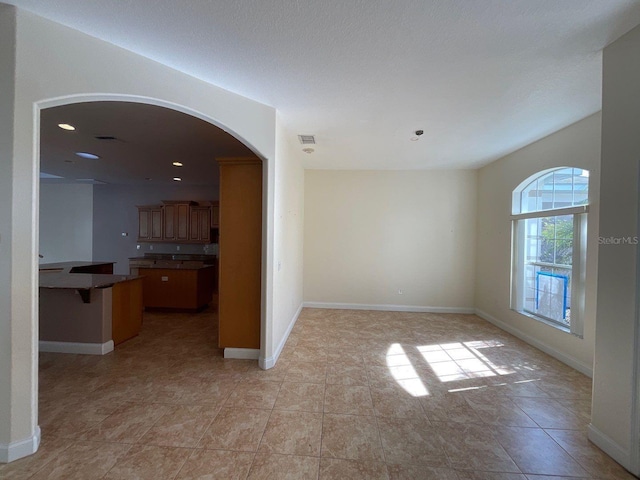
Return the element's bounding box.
[136,201,217,244]
[162,201,194,241]
[190,206,212,243]
[210,201,220,228]
[137,205,163,241]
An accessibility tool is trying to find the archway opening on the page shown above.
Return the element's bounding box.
[37,99,266,438]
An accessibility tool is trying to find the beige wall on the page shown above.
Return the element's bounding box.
[39,184,93,263]
[266,116,305,367]
[475,113,601,376]
[304,170,477,310]
[590,23,640,473]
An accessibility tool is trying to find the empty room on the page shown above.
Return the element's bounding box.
[2,1,640,479]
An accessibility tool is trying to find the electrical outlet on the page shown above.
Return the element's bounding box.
[136,244,141,250]
[149,245,154,250]
[177,246,180,251]
[398,289,403,295]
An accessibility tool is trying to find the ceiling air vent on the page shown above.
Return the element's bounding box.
[298,134,316,145]
[94,135,121,141]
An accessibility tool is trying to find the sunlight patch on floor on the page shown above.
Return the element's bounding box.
[416,340,516,382]
[385,343,429,397]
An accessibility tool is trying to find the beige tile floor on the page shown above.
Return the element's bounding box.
[1,307,636,479]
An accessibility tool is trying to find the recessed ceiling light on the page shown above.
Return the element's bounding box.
[75,152,100,160]
[172,162,183,167]
[173,177,182,182]
[58,123,75,131]
[410,137,419,141]
[302,148,315,154]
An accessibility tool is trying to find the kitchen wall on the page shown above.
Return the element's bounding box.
[304,169,477,310]
[92,184,219,274]
[39,183,94,263]
[475,113,601,375]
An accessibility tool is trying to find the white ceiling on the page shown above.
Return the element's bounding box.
[9,0,640,171]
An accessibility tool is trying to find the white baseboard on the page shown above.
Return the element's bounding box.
[0,426,40,463]
[475,309,593,377]
[303,302,475,314]
[588,424,634,474]
[260,302,303,370]
[39,340,114,355]
[224,348,260,360]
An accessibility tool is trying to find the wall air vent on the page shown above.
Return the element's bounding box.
[298,135,316,145]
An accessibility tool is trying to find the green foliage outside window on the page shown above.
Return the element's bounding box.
[540,216,573,266]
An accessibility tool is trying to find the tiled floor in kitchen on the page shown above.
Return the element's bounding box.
[1,307,635,479]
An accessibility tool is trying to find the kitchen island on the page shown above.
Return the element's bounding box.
[39,262,143,354]
[137,264,215,311]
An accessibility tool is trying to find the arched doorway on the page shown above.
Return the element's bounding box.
[40,96,266,348]
[35,96,268,438]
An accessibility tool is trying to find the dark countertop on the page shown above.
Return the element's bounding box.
[39,261,139,291]
[138,264,216,271]
[39,261,115,274]
[129,254,216,261]
[39,272,141,289]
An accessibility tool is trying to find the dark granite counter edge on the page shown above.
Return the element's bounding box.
[137,264,215,271]
[39,273,142,290]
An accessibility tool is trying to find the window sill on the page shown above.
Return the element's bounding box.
[512,309,581,337]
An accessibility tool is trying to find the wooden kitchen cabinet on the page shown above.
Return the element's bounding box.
[211,201,220,227]
[137,205,163,241]
[162,201,193,241]
[138,266,215,311]
[137,201,216,243]
[189,206,212,242]
[217,157,262,350]
[111,277,144,345]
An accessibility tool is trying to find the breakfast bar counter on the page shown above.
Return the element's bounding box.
[39,262,144,354]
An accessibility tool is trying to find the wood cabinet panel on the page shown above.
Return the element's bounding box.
[162,203,190,240]
[176,203,190,240]
[137,205,163,241]
[138,201,211,243]
[163,204,176,239]
[211,202,220,227]
[112,277,143,346]
[217,157,262,350]
[138,267,215,311]
[151,209,163,239]
[190,206,211,242]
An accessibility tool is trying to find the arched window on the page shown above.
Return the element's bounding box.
[511,167,589,335]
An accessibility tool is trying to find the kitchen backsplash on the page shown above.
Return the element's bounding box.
[135,243,218,256]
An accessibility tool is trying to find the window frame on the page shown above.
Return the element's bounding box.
[510,168,589,337]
